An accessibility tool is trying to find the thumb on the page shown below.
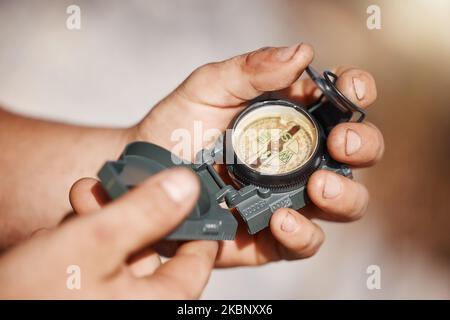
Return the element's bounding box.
[70,177,163,277]
[176,43,314,107]
[67,167,200,273]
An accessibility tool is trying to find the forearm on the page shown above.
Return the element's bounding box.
[0,108,135,246]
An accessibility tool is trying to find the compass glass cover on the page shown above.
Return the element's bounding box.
[232,104,318,175]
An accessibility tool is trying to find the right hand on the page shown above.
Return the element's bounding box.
[129,44,382,267]
[0,168,217,299]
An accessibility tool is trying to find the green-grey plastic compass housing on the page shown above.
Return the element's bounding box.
[98,142,238,240]
[97,66,366,240]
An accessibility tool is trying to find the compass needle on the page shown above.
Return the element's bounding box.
[233,106,318,175]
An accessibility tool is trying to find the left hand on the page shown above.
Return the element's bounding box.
[1,168,217,299]
[71,43,384,271]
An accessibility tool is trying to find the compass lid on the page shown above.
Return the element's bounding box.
[306,66,366,122]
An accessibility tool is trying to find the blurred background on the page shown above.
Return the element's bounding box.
[0,0,449,299]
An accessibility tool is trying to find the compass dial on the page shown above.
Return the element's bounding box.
[232,104,318,175]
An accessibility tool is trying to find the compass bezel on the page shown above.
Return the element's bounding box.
[224,99,325,191]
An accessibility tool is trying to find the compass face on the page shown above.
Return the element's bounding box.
[232,104,318,175]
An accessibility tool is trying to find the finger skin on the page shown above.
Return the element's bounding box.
[272,66,377,109]
[66,167,200,272]
[144,240,218,299]
[69,178,107,215]
[334,67,377,108]
[327,121,385,167]
[307,170,369,222]
[269,208,325,260]
[138,44,314,159]
[70,178,162,277]
[177,43,314,107]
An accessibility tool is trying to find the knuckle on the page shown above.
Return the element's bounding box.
[187,62,221,87]
[195,62,219,75]
[89,219,119,245]
[242,47,272,69]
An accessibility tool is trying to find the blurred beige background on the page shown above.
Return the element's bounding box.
[0,0,449,299]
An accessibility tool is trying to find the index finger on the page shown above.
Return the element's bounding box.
[271,66,378,109]
[333,66,378,109]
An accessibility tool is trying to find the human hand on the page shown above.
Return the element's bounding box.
[0,168,217,299]
[118,44,384,267]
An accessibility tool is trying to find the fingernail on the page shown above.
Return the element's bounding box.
[323,174,342,199]
[345,129,362,155]
[275,44,300,62]
[161,171,196,203]
[352,77,366,100]
[281,212,299,233]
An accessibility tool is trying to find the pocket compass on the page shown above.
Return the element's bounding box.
[98,66,366,240]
